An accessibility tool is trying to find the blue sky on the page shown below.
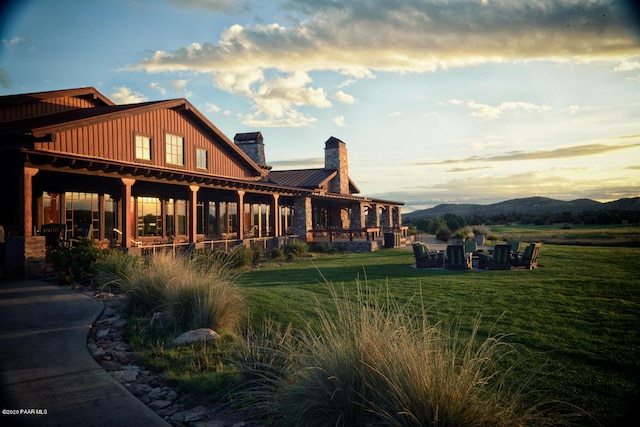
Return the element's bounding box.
[1,0,640,212]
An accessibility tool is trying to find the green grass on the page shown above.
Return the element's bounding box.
[491,223,640,246]
[238,244,640,426]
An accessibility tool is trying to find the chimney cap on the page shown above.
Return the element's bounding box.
[234,131,263,143]
[325,136,345,149]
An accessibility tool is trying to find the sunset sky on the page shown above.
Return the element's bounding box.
[1,0,639,212]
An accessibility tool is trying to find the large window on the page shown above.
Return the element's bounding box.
[165,133,184,165]
[196,148,208,169]
[135,134,151,160]
[137,197,162,237]
[65,192,99,239]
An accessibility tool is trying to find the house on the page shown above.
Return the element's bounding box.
[0,87,404,277]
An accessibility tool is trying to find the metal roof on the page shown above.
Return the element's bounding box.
[268,168,336,189]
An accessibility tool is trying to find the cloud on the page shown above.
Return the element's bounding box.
[203,102,221,113]
[1,36,25,47]
[448,99,552,119]
[149,82,167,95]
[332,90,356,104]
[109,86,149,104]
[0,68,10,88]
[269,157,324,169]
[166,0,241,13]
[412,139,640,166]
[333,115,346,127]
[149,79,192,97]
[133,0,640,126]
[375,172,640,211]
[614,60,640,72]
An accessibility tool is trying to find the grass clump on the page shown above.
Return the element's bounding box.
[233,283,554,426]
[96,250,244,333]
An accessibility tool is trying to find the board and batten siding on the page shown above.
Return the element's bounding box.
[0,96,99,122]
[35,108,256,179]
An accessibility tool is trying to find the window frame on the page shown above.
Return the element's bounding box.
[196,147,208,170]
[165,132,184,166]
[134,133,152,162]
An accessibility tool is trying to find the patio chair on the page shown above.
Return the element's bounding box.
[507,240,520,253]
[463,239,477,255]
[412,242,442,268]
[445,245,472,270]
[478,244,512,270]
[40,223,67,250]
[512,242,541,269]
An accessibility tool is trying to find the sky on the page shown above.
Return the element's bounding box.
[1,0,640,212]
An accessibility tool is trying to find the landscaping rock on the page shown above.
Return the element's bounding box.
[174,328,220,346]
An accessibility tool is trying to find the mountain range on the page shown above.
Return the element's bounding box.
[403,197,640,221]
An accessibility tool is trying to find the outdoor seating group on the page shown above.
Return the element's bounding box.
[413,240,541,270]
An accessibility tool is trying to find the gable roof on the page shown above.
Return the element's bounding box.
[0,87,114,108]
[0,97,264,176]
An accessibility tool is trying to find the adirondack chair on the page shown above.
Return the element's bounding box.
[463,239,477,255]
[40,223,67,250]
[513,242,541,269]
[67,222,93,247]
[507,240,520,253]
[412,242,443,268]
[478,244,512,270]
[445,245,472,270]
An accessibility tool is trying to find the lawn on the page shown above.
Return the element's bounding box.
[490,223,640,246]
[239,243,640,426]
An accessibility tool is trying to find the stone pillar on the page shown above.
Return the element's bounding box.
[381,205,393,230]
[236,191,245,240]
[19,167,39,237]
[293,197,313,242]
[188,185,199,243]
[366,203,380,228]
[393,206,402,229]
[121,178,135,248]
[350,202,365,230]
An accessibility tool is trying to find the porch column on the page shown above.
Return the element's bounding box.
[19,167,39,237]
[393,206,402,228]
[294,196,313,242]
[188,185,199,243]
[350,202,365,230]
[271,194,280,237]
[366,203,380,228]
[121,178,135,248]
[381,205,393,230]
[98,194,105,241]
[237,191,245,240]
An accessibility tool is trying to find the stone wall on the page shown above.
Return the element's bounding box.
[4,236,46,278]
[332,240,378,253]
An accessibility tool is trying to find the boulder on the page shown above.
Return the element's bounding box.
[174,328,219,346]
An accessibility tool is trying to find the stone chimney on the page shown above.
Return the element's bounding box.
[324,136,349,195]
[234,132,266,166]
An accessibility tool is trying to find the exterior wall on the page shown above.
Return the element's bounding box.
[35,109,255,179]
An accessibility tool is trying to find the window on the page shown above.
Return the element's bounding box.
[165,133,184,165]
[196,148,208,169]
[135,135,151,160]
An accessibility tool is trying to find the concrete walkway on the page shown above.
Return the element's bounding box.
[0,280,168,426]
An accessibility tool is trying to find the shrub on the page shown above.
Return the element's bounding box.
[435,226,452,242]
[282,241,309,260]
[228,245,253,269]
[52,238,105,285]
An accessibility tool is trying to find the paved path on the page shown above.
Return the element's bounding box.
[0,280,168,426]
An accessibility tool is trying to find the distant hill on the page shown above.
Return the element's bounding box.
[403,197,640,221]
